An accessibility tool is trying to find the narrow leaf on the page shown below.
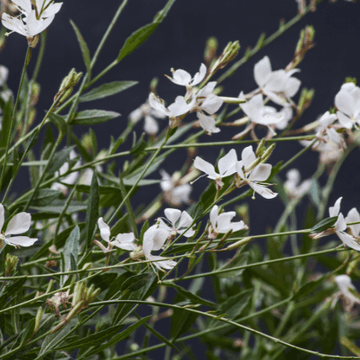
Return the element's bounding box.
[80,81,138,102]
[71,110,121,126]
[70,20,91,74]
[85,172,99,249]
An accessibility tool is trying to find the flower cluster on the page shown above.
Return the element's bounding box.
[194,145,277,199]
[148,63,223,134]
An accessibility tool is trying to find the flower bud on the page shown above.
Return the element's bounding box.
[244,157,262,174]
[66,300,84,321]
[297,88,315,115]
[345,77,357,86]
[46,279,54,294]
[261,143,276,163]
[204,37,218,65]
[218,41,240,69]
[54,68,82,105]
[255,138,266,158]
[5,253,18,276]
[34,307,43,333]
[149,77,159,93]
[226,237,252,251]
[72,281,85,307]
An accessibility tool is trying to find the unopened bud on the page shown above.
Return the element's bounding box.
[204,37,218,65]
[297,88,315,115]
[72,281,85,307]
[5,253,18,276]
[54,68,82,105]
[31,82,40,107]
[255,138,266,158]
[345,77,357,86]
[226,237,252,251]
[261,143,276,163]
[219,41,240,69]
[34,307,43,333]
[66,300,84,321]
[244,157,262,173]
[82,263,92,271]
[27,35,39,48]
[236,204,249,226]
[149,77,159,93]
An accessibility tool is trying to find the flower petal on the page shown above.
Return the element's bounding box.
[337,231,360,251]
[218,149,238,177]
[250,182,277,199]
[171,69,192,86]
[254,56,272,87]
[6,212,31,235]
[164,208,181,226]
[335,89,356,117]
[200,94,223,114]
[346,207,360,237]
[241,146,256,169]
[5,236,37,247]
[113,233,136,251]
[98,217,111,242]
[209,205,219,228]
[191,63,207,86]
[329,197,342,217]
[250,164,272,182]
[197,112,220,134]
[194,156,217,179]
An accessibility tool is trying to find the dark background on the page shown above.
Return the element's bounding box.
[2,0,360,358]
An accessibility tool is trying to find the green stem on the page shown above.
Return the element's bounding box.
[90,298,359,360]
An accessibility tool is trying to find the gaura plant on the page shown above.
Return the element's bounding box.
[1,0,360,359]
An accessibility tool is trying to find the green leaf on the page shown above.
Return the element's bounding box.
[310,216,338,233]
[112,273,156,325]
[292,275,325,301]
[0,98,12,148]
[40,325,72,355]
[20,319,35,346]
[71,110,120,126]
[46,146,75,176]
[47,113,67,136]
[70,20,91,74]
[216,252,249,278]
[62,225,80,284]
[117,0,176,62]
[85,173,99,249]
[170,302,199,340]
[217,289,252,320]
[80,81,138,102]
[117,23,158,62]
[165,283,215,307]
[87,316,151,356]
[25,188,62,207]
[0,278,27,309]
[57,323,124,351]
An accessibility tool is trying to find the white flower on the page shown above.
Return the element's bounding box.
[209,205,247,237]
[334,82,360,129]
[167,63,207,87]
[142,225,176,271]
[345,207,360,239]
[329,197,360,251]
[51,150,80,195]
[284,169,311,199]
[2,0,62,41]
[333,274,360,311]
[97,217,136,252]
[158,208,195,238]
[0,204,37,247]
[194,149,238,189]
[129,100,167,136]
[148,93,196,118]
[239,92,290,131]
[195,82,223,134]
[254,56,301,106]
[236,146,277,199]
[160,170,192,206]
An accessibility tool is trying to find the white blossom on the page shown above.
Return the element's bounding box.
[0,66,9,87]
[97,217,136,252]
[194,149,238,189]
[51,150,80,195]
[254,55,301,106]
[329,197,360,251]
[129,100,167,136]
[167,63,207,87]
[209,205,247,238]
[2,0,62,40]
[239,92,290,132]
[160,170,192,206]
[0,204,37,247]
[236,146,277,199]
[158,208,195,238]
[333,274,360,311]
[142,225,176,271]
[334,82,360,129]
[345,207,360,239]
[284,169,311,199]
